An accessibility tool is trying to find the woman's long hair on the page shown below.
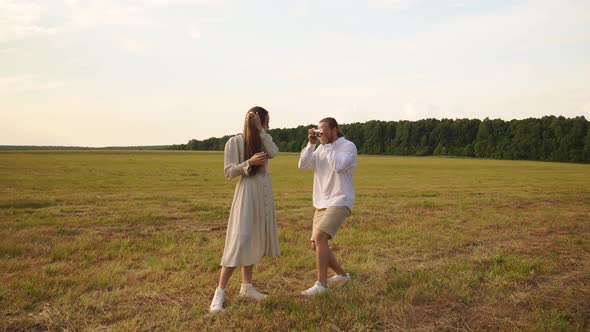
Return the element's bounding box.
[243,106,268,176]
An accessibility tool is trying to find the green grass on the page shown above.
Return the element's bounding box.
[1,150,589,331]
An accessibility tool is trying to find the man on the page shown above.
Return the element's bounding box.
[298,117,357,296]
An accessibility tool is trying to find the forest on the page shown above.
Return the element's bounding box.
[170,116,590,163]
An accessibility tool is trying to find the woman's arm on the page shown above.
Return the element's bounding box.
[224,137,250,179]
[260,129,279,158]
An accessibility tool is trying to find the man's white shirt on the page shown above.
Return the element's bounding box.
[298,137,357,211]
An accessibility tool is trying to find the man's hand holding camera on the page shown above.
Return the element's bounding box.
[309,124,334,145]
[308,128,320,145]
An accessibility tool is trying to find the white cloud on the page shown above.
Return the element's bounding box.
[368,0,418,10]
[62,0,225,30]
[0,0,55,42]
[198,16,230,23]
[442,0,587,57]
[0,0,227,42]
[66,58,90,68]
[362,0,589,70]
[277,69,308,81]
[293,0,310,17]
[64,1,157,29]
[140,0,225,7]
[368,39,418,53]
[188,25,201,40]
[264,60,369,83]
[0,75,69,94]
[119,38,156,56]
[447,0,467,8]
[402,98,450,121]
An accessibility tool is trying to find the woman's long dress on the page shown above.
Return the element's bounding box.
[220,130,280,267]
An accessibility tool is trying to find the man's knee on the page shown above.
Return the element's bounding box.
[312,230,329,243]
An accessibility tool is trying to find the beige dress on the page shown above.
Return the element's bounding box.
[220,130,280,267]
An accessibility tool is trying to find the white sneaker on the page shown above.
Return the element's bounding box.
[239,283,268,300]
[328,273,351,283]
[301,281,328,296]
[209,287,225,314]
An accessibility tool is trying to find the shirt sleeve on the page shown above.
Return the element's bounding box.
[298,142,317,169]
[323,141,357,173]
[260,129,279,158]
[224,137,250,179]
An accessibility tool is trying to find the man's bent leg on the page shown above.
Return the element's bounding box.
[311,239,346,277]
[327,247,346,276]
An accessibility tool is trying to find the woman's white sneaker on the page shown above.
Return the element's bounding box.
[239,283,268,300]
[301,281,328,296]
[328,273,351,283]
[209,287,225,314]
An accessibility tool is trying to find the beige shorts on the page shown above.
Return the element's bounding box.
[311,206,351,240]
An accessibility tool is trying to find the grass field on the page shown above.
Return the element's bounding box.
[1,150,589,331]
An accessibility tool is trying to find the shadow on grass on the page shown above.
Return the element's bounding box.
[0,200,53,209]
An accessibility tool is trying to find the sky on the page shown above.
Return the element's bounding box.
[1,0,589,147]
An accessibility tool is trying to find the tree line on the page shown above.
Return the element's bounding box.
[169,116,590,163]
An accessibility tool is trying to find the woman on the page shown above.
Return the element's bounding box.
[209,106,280,313]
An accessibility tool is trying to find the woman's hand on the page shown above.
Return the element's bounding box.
[247,112,264,131]
[247,151,267,166]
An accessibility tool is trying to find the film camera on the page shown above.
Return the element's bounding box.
[312,129,323,138]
